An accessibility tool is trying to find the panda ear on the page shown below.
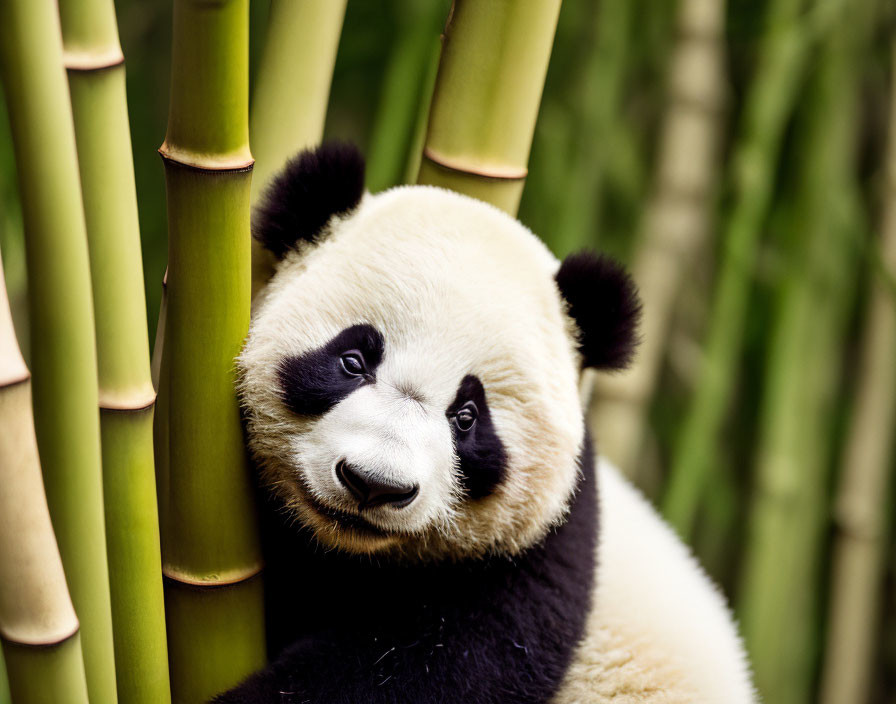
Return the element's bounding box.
[555,251,642,371]
[253,141,366,259]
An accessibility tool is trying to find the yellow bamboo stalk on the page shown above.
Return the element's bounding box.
[417,0,562,215]
[0,253,89,704]
[0,1,117,700]
[591,0,727,480]
[818,41,896,704]
[249,0,347,294]
[59,1,170,700]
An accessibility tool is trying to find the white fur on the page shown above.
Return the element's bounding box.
[554,459,756,703]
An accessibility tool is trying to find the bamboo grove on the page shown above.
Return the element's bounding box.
[0,0,894,703]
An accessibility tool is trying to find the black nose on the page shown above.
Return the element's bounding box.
[335,460,419,509]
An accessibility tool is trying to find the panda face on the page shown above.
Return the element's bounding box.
[268,320,513,555]
[239,185,587,559]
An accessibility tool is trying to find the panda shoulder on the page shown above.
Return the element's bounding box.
[570,459,756,703]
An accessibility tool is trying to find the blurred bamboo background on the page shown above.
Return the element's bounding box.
[1,0,895,702]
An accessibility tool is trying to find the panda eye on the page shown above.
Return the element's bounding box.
[452,403,478,432]
[340,351,366,376]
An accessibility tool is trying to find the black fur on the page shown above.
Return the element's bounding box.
[212,436,598,704]
[277,324,385,416]
[447,375,507,499]
[254,142,366,259]
[555,252,641,370]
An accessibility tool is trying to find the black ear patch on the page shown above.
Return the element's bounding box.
[254,142,366,259]
[555,252,641,370]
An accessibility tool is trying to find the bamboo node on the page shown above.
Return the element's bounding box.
[0,372,31,390]
[98,388,157,412]
[423,148,527,181]
[0,620,80,649]
[158,145,255,173]
[162,563,263,587]
[63,49,125,72]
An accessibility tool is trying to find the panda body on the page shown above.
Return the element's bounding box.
[218,144,755,703]
[559,459,754,703]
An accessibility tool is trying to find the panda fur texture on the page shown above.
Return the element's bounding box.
[215,143,756,703]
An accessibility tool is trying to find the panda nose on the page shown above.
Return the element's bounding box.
[335,460,419,509]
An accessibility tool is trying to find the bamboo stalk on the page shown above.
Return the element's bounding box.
[0,1,118,701]
[817,38,896,704]
[157,0,265,700]
[249,0,347,295]
[0,658,8,704]
[591,0,726,479]
[0,253,89,704]
[59,1,170,700]
[366,0,446,193]
[152,272,169,552]
[661,0,814,539]
[551,0,636,257]
[417,0,562,215]
[737,2,873,699]
[402,44,441,186]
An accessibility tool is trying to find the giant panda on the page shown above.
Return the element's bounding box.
[214,143,756,703]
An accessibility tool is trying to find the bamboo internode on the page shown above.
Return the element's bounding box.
[0,1,118,700]
[417,0,562,215]
[0,255,89,704]
[248,0,347,295]
[366,0,445,194]
[157,0,265,700]
[59,0,170,700]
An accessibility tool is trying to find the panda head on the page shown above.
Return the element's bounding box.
[239,143,640,560]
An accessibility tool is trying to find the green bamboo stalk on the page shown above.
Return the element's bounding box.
[817,37,896,704]
[59,2,170,701]
[592,0,726,479]
[0,657,9,704]
[819,198,896,702]
[402,44,441,186]
[152,272,169,552]
[249,0,347,294]
[157,0,265,700]
[551,0,635,257]
[0,1,118,701]
[366,0,447,193]
[738,3,873,699]
[0,253,89,704]
[661,0,814,539]
[417,0,562,215]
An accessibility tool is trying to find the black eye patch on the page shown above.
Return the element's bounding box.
[446,375,507,499]
[277,324,384,416]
